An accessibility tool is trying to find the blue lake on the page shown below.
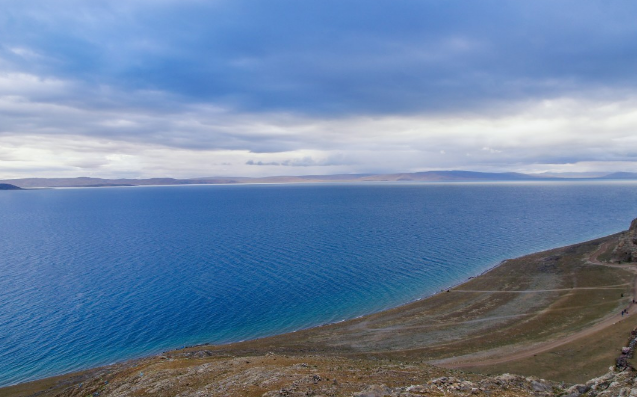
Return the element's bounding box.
[1,181,637,386]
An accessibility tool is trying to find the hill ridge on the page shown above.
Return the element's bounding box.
[3,170,633,188]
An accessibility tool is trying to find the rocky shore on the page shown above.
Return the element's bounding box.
[613,218,637,263]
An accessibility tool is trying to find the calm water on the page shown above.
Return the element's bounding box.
[1,182,637,386]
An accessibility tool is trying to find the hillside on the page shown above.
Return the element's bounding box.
[3,352,630,397]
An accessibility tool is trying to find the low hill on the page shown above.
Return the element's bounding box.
[0,183,22,190]
[601,172,637,180]
[0,171,551,188]
[3,170,636,188]
[359,170,539,182]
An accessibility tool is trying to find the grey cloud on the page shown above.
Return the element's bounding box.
[246,156,347,167]
[69,159,110,169]
[1,1,637,116]
[246,160,279,166]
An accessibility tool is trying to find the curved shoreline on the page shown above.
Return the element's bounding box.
[0,257,515,391]
[0,256,511,390]
[3,230,636,395]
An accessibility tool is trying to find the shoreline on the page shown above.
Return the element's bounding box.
[6,241,609,386]
[0,229,632,395]
[0,255,513,390]
[155,260,514,356]
[163,233,632,378]
[9,234,617,385]
[168,257,517,356]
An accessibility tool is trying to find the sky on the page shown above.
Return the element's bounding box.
[1,0,637,179]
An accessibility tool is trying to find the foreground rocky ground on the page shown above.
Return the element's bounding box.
[6,350,637,397]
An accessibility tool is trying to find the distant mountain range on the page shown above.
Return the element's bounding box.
[2,171,637,188]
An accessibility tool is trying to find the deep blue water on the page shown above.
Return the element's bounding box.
[1,182,637,386]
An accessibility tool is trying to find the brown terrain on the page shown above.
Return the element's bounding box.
[5,221,637,396]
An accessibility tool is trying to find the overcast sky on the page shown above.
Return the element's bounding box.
[1,0,637,179]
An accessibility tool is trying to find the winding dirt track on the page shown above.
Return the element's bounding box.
[436,240,637,369]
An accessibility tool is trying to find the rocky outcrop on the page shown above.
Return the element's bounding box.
[616,327,637,371]
[612,218,637,263]
[350,370,637,397]
[564,368,637,397]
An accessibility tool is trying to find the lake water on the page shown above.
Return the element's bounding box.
[1,181,637,386]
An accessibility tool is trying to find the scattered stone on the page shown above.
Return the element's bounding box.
[352,384,392,397]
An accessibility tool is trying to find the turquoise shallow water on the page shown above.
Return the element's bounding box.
[1,181,637,386]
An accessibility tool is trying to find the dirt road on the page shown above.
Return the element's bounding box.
[436,240,637,369]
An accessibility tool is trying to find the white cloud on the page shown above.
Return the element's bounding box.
[0,72,68,97]
[2,71,637,179]
[8,47,44,59]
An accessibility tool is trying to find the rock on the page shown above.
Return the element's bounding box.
[531,379,552,392]
[352,384,392,397]
[612,218,637,262]
[405,385,428,393]
[458,380,475,391]
[565,383,589,395]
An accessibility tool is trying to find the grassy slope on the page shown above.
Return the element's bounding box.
[193,234,631,381]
